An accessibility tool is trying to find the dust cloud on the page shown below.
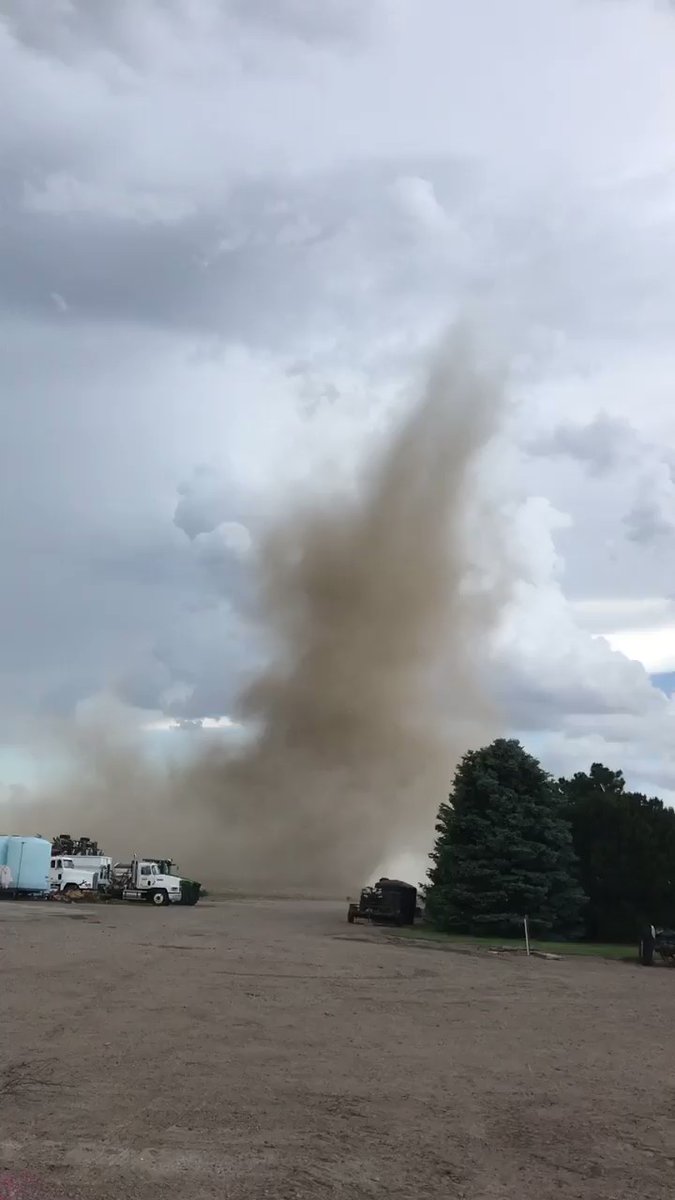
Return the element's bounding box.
[4,340,508,892]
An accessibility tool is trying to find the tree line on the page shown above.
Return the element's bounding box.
[424,738,675,943]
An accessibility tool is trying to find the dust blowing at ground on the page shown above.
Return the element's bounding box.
[7,343,507,891]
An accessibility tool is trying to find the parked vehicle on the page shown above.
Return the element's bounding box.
[67,854,113,889]
[639,925,675,965]
[47,834,200,907]
[347,878,417,926]
[50,835,110,894]
[144,858,201,905]
[50,855,99,894]
[0,836,51,897]
[112,859,185,906]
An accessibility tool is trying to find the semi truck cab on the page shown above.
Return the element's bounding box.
[121,859,183,906]
[50,856,99,893]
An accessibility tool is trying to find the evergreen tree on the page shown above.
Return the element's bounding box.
[561,764,675,940]
[426,738,585,937]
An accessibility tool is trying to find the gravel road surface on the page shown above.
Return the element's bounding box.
[0,898,672,1199]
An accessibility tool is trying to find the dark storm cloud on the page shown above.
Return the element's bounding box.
[0,317,253,728]
[2,162,479,345]
[0,211,203,329]
[624,498,675,544]
[174,468,238,539]
[527,413,636,475]
[1,0,674,791]
[6,154,675,365]
[137,605,257,721]
[228,0,376,44]
[0,0,374,61]
[495,669,661,733]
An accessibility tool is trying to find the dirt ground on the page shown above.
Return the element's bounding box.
[0,898,674,1200]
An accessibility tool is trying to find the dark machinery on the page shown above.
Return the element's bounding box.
[51,834,100,856]
[639,925,675,965]
[347,878,417,927]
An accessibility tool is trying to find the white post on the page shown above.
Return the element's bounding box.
[524,915,530,956]
[16,839,25,897]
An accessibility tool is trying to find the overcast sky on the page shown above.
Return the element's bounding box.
[3,0,675,800]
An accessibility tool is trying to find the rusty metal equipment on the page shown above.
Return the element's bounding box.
[51,834,100,856]
[639,926,675,966]
[347,878,417,927]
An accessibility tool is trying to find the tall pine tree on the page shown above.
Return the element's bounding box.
[561,763,675,940]
[426,738,585,936]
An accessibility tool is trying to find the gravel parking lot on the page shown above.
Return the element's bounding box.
[0,897,673,1199]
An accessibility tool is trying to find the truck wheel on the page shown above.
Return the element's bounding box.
[150,889,168,907]
[62,883,78,894]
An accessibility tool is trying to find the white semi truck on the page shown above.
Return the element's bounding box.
[112,859,185,906]
[50,854,99,894]
[49,833,200,905]
[69,854,113,887]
